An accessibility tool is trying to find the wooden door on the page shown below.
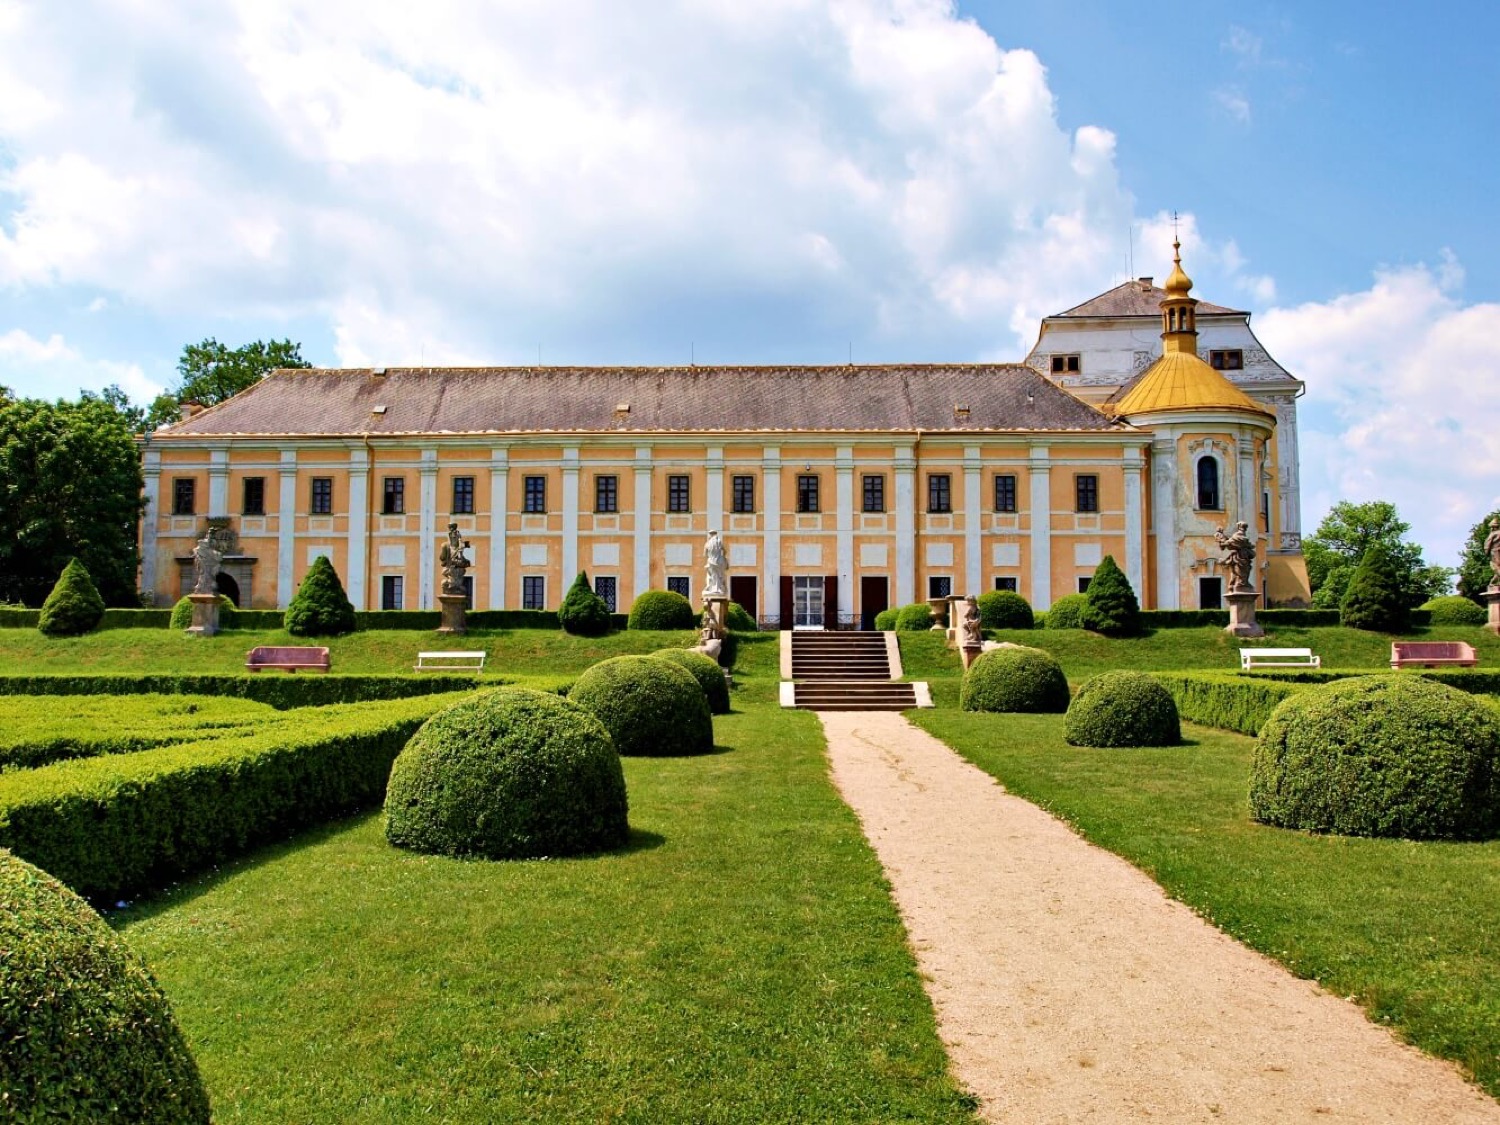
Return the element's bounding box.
[729,575,757,625]
[860,575,888,631]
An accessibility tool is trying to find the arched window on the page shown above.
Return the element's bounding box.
[1196,456,1220,510]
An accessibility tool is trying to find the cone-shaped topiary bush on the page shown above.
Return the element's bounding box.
[558,571,612,636]
[977,589,1033,630]
[570,655,713,756]
[385,689,629,860]
[1339,544,1410,632]
[1080,555,1141,636]
[895,602,935,631]
[1065,671,1181,747]
[627,589,696,631]
[169,593,234,630]
[284,555,356,637]
[1044,593,1089,629]
[37,557,107,637]
[960,646,1070,713]
[1250,675,1500,839]
[653,648,731,713]
[724,601,757,631]
[1422,594,1487,626]
[0,849,212,1122]
[873,607,899,630]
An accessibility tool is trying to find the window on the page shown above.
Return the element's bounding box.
[310,477,333,515]
[594,575,617,612]
[1262,490,1271,528]
[381,575,404,611]
[382,477,405,515]
[994,474,1017,513]
[595,474,618,514]
[523,475,546,513]
[666,576,690,600]
[463,575,475,610]
[1077,576,1092,593]
[668,474,691,513]
[732,475,755,514]
[1210,349,1244,371]
[1075,474,1099,513]
[796,474,820,513]
[171,478,196,516]
[1199,576,1223,609]
[452,476,475,515]
[522,576,545,610]
[862,474,885,513]
[1196,457,1220,510]
[928,473,952,514]
[928,576,952,599]
[1050,354,1081,374]
[242,477,265,516]
[994,576,1019,592]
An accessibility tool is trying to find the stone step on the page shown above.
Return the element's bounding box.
[787,681,922,711]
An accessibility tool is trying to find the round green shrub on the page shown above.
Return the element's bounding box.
[570,655,714,756]
[0,849,212,1122]
[873,607,899,631]
[1044,593,1089,629]
[385,689,629,859]
[895,602,935,631]
[1064,671,1180,748]
[284,555,356,636]
[558,572,612,636]
[960,646,1070,713]
[977,589,1033,630]
[169,594,234,630]
[627,589,696,631]
[1249,675,1500,839]
[724,601,757,632]
[1422,595,1487,626]
[38,558,107,637]
[653,648,731,714]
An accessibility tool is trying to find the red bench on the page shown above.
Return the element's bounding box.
[246,645,331,673]
[1390,641,1478,670]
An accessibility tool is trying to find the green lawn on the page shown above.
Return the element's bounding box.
[910,707,1500,1097]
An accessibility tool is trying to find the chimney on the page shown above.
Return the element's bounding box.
[179,400,205,422]
[1138,276,1154,288]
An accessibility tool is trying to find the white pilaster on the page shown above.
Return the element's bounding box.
[276,450,297,608]
[1276,396,1303,545]
[1123,445,1145,603]
[489,449,509,608]
[418,449,438,610]
[562,446,580,585]
[763,446,782,621]
[1151,437,1179,610]
[963,445,982,595]
[207,449,229,518]
[706,446,724,533]
[347,448,370,609]
[1237,434,1257,532]
[894,446,915,607]
[1028,446,1052,608]
[140,450,161,600]
[633,447,653,600]
[835,445,854,623]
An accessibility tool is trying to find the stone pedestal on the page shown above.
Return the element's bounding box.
[961,644,983,670]
[1486,587,1500,635]
[698,596,730,665]
[1224,591,1264,639]
[186,592,221,637]
[438,593,468,635]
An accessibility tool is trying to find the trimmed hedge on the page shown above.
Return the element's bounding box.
[0,674,481,710]
[0,696,447,900]
[1065,671,1180,747]
[0,608,637,632]
[723,601,757,632]
[895,602,935,631]
[569,656,713,756]
[0,849,212,1122]
[101,608,176,630]
[169,594,232,630]
[1044,593,1089,629]
[39,559,106,637]
[976,589,1033,630]
[1150,673,1306,736]
[960,647,1070,713]
[653,648,731,714]
[627,589,697,631]
[385,689,628,860]
[873,607,899,631]
[1422,595,1488,626]
[1250,675,1500,839]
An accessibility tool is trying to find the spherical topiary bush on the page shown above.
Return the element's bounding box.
[1064,671,1180,748]
[627,589,697,631]
[895,602,935,631]
[1045,593,1089,629]
[873,607,899,631]
[384,689,629,859]
[960,646,1070,714]
[1422,595,1488,627]
[38,557,107,637]
[169,593,233,630]
[0,849,212,1123]
[653,648,731,714]
[977,589,1034,630]
[724,601,757,632]
[1249,675,1500,840]
[569,655,713,756]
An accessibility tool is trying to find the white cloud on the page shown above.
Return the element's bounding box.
[1215,87,1252,125]
[0,328,162,401]
[1136,211,1276,305]
[1256,252,1500,567]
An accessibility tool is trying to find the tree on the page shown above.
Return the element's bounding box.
[0,395,145,606]
[1339,544,1410,632]
[1080,554,1141,637]
[1456,508,1500,603]
[37,558,107,636]
[284,555,355,636]
[145,338,311,430]
[1303,500,1450,610]
[558,572,611,636]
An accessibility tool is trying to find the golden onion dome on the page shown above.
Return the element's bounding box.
[1163,238,1193,297]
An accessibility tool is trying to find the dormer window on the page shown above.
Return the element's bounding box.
[1210,349,1244,371]
[1050,354,1081,375]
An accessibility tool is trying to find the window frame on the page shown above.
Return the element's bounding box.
[523,475,547,514]
[381,575,404,611]
[594,575,618,612]
[382,476,406,516]
[451,476,475,515]
[666,576,691,600]
[928,575,953,599]
[927,473,952,514]
[1050,354,1081,374]
[667,474,691,514]
[594,474,618,514]
[731,475,755,514]
[1074,474,1099,514]
[521,575,546,610]
[994,576,1019,593]
[796,474,820,514]
[993,473,1017,513]
[310,477,333,516]
[1195,456,1221,511]
[171,478,196,517]
[861,474,885,514]
[241,477,265,517]
[1210,349,1244,371]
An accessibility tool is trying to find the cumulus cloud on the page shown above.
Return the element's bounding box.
[1256,252,1500,565]
[1136,211,1276,305]
[0,328,161,402]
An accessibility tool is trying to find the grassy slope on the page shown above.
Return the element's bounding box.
[114,635,978,1124]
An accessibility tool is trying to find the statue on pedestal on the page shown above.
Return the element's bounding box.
[703,530,728,599]
[439,523,472,597]
[1485,517,1500,587]
[1215,522,1256,593]
[959,595,983,648]
[191,530,223,595]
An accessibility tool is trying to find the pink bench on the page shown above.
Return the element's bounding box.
[1390,641,1478,670]
[246,645,331,673]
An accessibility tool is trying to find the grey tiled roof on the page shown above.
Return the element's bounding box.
[161,365,1128,437]
[1054,280,1243,319]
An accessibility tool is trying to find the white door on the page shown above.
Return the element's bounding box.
[793,576,824,629]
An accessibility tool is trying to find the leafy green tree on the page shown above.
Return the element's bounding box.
[1339,544,1410,632]
[558,572,611,636]
[1456,508,1500,603]
[37,558,107,636]
[145,338,310,430]
[0,395,145,606]
[284,555,356,636]
[1080,554,1141,637]
[1304,500,1449,609]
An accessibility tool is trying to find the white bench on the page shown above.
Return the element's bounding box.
[1241,647,1320,670]
[414,651,487,673]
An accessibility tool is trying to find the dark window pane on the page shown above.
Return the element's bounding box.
[995,576,1018,592]
[862,475,885,513]
[595,475,618,513]
[928,474,951,513]
[381,575,403,611]
[311,478,333,515]
[732,475,755,513]
[452,476,475,515]
[242,477,265,516]
[994,474,1016,513]
[1075,475,1098,513]
[1196,458,1220,510]
[928,576,952,599]
[382,477,405,515]
[172,478,196,516]
[594,575,617,612]
[668,475,690,513]
[522,575,545,610]
[524,476,546,513]
[666,576,690,599]
[797,474,820,513]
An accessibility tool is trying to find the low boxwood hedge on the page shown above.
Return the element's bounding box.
[628,590,697,631]
[652,649,731,714]
[1150,673,1307,736]
[895,603,935,631]
[1065,671,1180,747]
[569,656,713,756]
[1421,595,1488,626]
[976,590,1033,630]
[0,674,482,710]
[960,647,1070,713]
[873,607,899,631]
[1044,593,1089,629]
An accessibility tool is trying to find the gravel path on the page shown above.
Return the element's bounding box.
[819,710,1500,1124]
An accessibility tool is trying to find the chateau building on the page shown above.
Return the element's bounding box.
[139,247,1312,624]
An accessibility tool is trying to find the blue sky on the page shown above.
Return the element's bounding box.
[1,0,1496,571]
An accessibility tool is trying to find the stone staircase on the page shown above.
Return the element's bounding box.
[780,631,932,711]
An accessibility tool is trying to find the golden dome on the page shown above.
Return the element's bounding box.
[1163,238,1193,297]
[1112,351,1274,418]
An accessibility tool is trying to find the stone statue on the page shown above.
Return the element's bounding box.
[191,530,222,595]
[1485,517,1500,587]
[439,522,471,597]
[703,530,728,599]
[1215,521,1256,594]
[960,595,983,648]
